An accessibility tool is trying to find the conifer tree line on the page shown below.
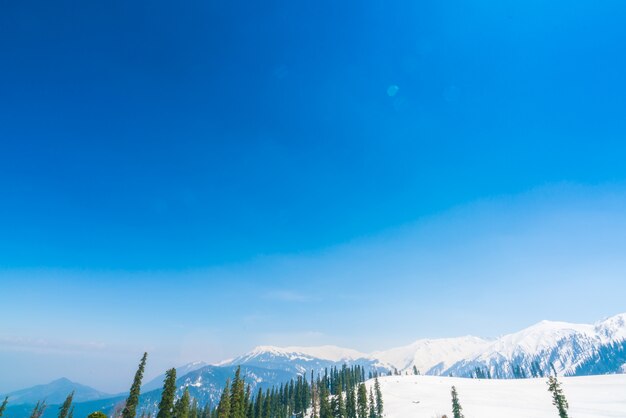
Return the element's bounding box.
[208,364,384,418]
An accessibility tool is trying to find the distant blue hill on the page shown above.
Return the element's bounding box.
[1,377,111,405]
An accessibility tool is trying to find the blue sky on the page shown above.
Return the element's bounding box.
[2,0,626,393]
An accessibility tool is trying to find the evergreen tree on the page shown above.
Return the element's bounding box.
[30,400,47,418]
[331,386,346,418]
[319,385,332,418]
[190,400,199,418]
[175,387,191,418]
[253,388,263,418]
[547,376,569,418]
[412,365,418,375]
[450,386,464,418]
[58,391,74,418]
[346,387,356,418]
[373,377,383,417]
[217,381,231,418]
[157,368,177,418]
[356,384,368,418]
[0,397,8,418]
[88,413,108,418]
[123,352,148,418]
[368,389,376,418]
[229,367,246,418]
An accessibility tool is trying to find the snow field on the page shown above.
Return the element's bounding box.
[366,374,626,418]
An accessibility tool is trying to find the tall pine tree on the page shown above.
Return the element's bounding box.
[123,352,148,418]
[58,391,74,418]
[356,384,368,418]
[217,380,231,418]
[229,367,246,418]
[0,397,8,418]
[157,368,177,418]
[450,386,464,418]
[174,388,191,418]
[373,378,383,418]
[368,389,376,418]
[30,401,46,418]
[547,376,569,418]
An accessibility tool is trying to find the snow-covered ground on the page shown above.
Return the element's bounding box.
[367,374,626,418]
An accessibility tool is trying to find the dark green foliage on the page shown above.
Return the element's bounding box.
[331,386,346,418]
[157,368,177,418]
[374,377,383,417]
[190,399,199,418]
[217,380,231,418]
[450,386,464,418]
[174,387,191,418]
[229,367,246,418]
[0,397,8,418]
[318,385,331,418]
[68,406,74,418]
[58,391,74,418]
[356,384,368,418]
[30,400,47,418]
[346,386,356,418]
[412,365,419,375]
[368,389,376,418]
[87,412,108,418]
[547,376,569,418]
[205,364,375,418]
[123,352,148,418]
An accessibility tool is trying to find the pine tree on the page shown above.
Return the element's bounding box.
[123,352,148,418]
[58,391,74,418]
[356,384,368,418]
[412,365,418,375]
[0,397,8,418]
[547,376,569,418]
[157,368,177,418]
[253,388,263,418]
[190,399,199,418]
[217,380,231,418]
[346,387,356,418]
[319,385,332,418]
[368,389,376,418]
[87,413,108,418]
[331,386,346,418]
[30,400,47,418]
[229,367,246,418]
[373,377,383,417]
[175,387,191,418]
[450,386,464,418]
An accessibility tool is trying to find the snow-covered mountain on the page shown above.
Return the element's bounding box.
[220,344,388,377]
[143,361,210,391]
[216,313,626,379]
[372,336,491,375]
[443,313,626,378]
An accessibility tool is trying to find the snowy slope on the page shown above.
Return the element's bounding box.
[372,336,491,375]
[367,374,626,418]
[143,361,210,391]
[445,313,626,378]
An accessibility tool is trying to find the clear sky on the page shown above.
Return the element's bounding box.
[1,0,626,394]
